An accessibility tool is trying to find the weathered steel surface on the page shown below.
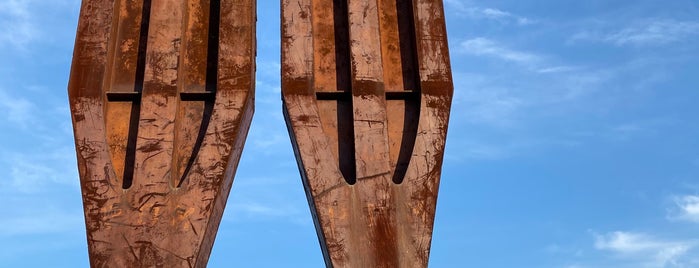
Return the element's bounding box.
[68,0,255,266]
[281,0,453,267]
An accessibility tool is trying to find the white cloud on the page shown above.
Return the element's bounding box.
[450,72,527,127]
[0,88,79,194]
[225,196,308,225]
[671,195,699,223]
[0,146,79,193]
[454,141,513,160]
[537,66,580,74]
[480,8,509,18]
[459,86,525,127]
[459,37,542,64]
[594,231,696,267]
[0,87,37,127]
[571,20,699,46]
[448,49,683,163]
[232,202,297,217]
[480,8,535,25]
[607,20,699,46]
[443,0,470,13]
[444,0,534,25]
[450,65,608,126]
[569,118,673,144]
[224,173,309,224]
[457,38,585,75]
[0,0,37,47]
[0,0,78,49]
[256,60,281,79]
[252,133,288,150]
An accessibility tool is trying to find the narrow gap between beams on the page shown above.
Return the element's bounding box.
[333,0,357,185]
[391,0,421,185]
[176,0,220,188]
[122,0,152,189]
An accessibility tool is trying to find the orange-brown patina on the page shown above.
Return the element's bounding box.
[68,0,255,266]
[282,0,453,267]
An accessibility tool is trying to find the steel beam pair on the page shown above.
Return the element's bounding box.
[68,0,452,267]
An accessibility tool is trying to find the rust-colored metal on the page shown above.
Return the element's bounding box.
[68,0,255,266]
[281,0,453,267]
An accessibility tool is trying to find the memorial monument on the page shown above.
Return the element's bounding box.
[68,0,451,266]
[282,0,453,267]
[68,0,256,266]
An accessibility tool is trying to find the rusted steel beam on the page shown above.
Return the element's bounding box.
[67,0,255,266]
[281,0,453,267]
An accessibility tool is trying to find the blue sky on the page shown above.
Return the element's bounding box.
[1,0,699,267]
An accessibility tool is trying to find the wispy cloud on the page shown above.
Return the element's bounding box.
[225,195,309,226]
[537,66,581,74]
[0,0,78,49]
[459,37,542,64]
[570,118,675,143]
[0,87,80,194]
[231,201,301,218]
[256,59,281,79]
[458,37,581,74]
[450,65,608,127]
[444,0,534,25]
[456,86,525,127]
[571,19,699,46]
[554,193,699,268]
[593,231,697,267]
[670,195,699,223]
[0,0,37,47]
[0,87,37,127]
[0,146,79,193]
[449,72,526,127]
[480,8,534,25]
[252,133,289,151]
[449,46,675,162]
[224,174,308,224]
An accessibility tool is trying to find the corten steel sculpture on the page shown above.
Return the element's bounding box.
[282,0,453,267]
[68,0,255,266]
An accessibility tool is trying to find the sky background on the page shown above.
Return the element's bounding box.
[1,0,699,267]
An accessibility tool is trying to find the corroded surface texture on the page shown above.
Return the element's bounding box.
[68,0,255,266]
[281,0,453,267]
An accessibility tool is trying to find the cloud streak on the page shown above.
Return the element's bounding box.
[0,87,37,127]
[671,195,699,223]
[594,231,696,267]
[0,146,79,193]
[444,0,534,25]
[0,0,36,47]
[459,37,542,64]
[479,8,534,25]
[457,37,580,75]
[571,19,699,46]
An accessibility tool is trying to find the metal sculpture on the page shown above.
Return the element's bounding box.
[282,0,453,267]
[68,0,255,266]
